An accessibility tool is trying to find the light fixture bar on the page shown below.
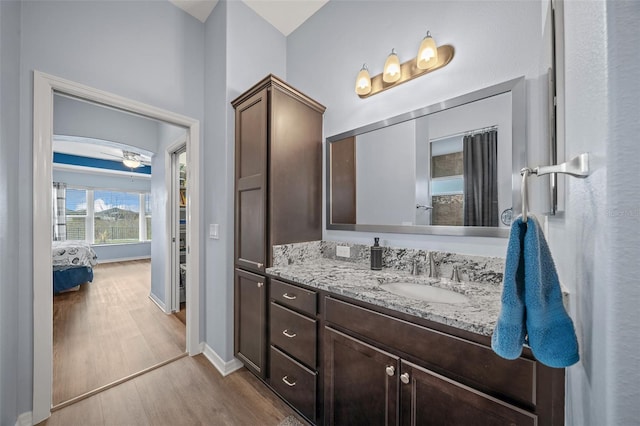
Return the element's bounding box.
[358,45,455,99]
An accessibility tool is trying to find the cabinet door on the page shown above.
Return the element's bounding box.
[234,269,267,378]
[234,88,268,273]
[399,360,537,426]
[324,327,399,426]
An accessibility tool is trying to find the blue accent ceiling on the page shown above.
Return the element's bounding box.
[53,152,151,174]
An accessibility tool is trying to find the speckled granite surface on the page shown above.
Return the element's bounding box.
[269,241,505,337]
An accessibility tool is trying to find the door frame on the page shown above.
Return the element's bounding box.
[166,141,187,313]
[33,71,201,423]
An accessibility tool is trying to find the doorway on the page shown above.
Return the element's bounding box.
[33,71,201,424]
[171,146,187,316]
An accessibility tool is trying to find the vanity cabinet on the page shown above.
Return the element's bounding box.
[324,296,563,426]
[325,327,399,425]
[269,279,319,423]
[232,76,325,381]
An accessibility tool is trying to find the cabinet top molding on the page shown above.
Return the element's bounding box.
[231,74,326,114]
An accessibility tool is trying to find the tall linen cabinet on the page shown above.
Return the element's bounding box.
[232,75,325,379]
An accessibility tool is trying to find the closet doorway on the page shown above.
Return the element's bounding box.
[33,71,201,424]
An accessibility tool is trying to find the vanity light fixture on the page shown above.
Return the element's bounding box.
[355,64,372,95]
[355,31,454,99]
[383,49,401,83]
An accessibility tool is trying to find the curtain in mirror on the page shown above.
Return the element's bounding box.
[463,130,498,226]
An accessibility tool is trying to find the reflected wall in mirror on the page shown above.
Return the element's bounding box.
[327,77,525,238]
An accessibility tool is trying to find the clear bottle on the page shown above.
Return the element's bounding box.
[370,237,382,270]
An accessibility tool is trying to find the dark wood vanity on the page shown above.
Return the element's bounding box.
[270,277,565,426]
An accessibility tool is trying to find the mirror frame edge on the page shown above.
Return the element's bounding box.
[325,76,526,238]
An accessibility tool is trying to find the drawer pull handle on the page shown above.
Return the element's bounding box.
[282,376,297,387]
[283,293,297,300]
[257,282,264,288]
[400,372,410,384]
[242,260,264,269]
[282,329,297,338]
[385,366,395,377]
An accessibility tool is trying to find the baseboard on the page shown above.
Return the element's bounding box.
[148,293,167,313]
[97,255,151,264]
[201,342,244,376]
[15,412,32,426]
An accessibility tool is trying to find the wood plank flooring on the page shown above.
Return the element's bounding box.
[38,355,303,426]
[53,260,186,405]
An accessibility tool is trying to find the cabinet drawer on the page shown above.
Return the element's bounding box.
[270,302,317,368]
[271,279,317,316]
[270,346,317,422]
[325,297,536,408]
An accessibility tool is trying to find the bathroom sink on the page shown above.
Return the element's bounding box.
[381,282,469,304]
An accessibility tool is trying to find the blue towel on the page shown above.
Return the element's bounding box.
[492,215,579,368]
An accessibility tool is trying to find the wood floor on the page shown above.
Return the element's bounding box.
[39,355,303,426]
[53,260,186,405]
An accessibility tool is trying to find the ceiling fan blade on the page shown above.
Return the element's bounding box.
[100,151,124,159]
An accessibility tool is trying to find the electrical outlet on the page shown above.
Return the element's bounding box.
[336,245,351,258]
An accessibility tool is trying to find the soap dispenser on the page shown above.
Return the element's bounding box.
[370,237,382,270]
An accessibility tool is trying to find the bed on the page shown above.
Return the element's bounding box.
[52,240,98,293]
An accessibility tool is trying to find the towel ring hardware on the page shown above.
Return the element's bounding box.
[520,153,590,223]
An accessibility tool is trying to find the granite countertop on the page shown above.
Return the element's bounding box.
[267,258,502,337]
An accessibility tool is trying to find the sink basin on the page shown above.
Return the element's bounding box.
[381,282,469,304]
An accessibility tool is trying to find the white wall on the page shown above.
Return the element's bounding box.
[15,0,204,417]
[286,0,550,257]
[203,0,286,360]
[0,1,21,423]
[548,1,640,424]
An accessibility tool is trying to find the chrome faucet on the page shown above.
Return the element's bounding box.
[428,252,438,278]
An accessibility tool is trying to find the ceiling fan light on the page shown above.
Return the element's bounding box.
[122,151,142,168]
[123,158,141,168]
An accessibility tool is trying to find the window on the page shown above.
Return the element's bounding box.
[65,187,151,244]
[66,189,87,240]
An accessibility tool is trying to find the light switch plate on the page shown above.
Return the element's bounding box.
[209,224,219,239]
[336,245,351,258]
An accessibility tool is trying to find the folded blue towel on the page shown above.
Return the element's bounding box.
[492,215,579,368]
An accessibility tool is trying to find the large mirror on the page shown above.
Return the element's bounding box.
[326,77,525,237]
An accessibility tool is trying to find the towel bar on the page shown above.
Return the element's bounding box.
[520,153,590,222]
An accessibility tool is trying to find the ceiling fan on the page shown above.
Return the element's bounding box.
[101,149,151,169]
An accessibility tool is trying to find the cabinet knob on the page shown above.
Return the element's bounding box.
[257,263,264,269]
[282,329,297,338]
[385,366,395,377]
[283,293,297,300]
[257,282,264,288]
[400,372,410,384]
[282,375,297,387]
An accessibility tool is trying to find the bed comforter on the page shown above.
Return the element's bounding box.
[52,240,98,267]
